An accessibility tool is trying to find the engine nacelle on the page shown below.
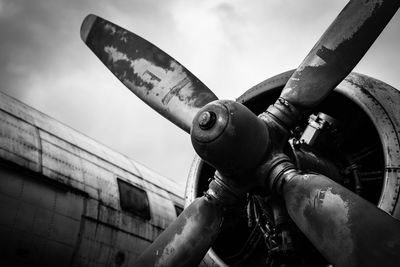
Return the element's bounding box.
[185,71,400,266]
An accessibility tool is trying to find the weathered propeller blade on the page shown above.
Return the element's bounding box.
[134,196,224,267]
[279,170,400,267]
[81,14,217,133]
[278,0,399,118]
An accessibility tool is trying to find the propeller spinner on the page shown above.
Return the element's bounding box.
[81,0,400,266]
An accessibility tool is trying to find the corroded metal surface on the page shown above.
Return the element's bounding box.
[0,166,84,267]
[338,73,400,215]
[280,0,400,111]
[134,197,223,267]
[283,171,400,267]
[0,91,185,266]
[81,14,217,133]
[0,109,41,172]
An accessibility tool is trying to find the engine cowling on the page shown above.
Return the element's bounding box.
[185,70,400,266]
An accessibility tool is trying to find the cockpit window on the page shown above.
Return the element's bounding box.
[117,178,151,220]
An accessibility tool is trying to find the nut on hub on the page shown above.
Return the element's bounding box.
[198,111,217,130]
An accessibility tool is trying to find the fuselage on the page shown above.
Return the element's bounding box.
[0,91,184,266]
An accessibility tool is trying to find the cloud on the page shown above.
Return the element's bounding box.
[0,0,399,188]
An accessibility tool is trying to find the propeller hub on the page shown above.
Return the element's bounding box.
[191,100,270,177]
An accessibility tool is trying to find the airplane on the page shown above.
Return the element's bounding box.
[1,0,400,267]
[0,89,185,266]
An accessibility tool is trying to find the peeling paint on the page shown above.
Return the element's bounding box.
[282,172,360,266]
[82,15,218,133]
[280,0,399,109]
[296,54,326,72]
[303,187,354,262]
[104,23,116,35]
[322,0,382,51]
[156,215,197,265]
[104,46,130,63]
[134,197,222,267]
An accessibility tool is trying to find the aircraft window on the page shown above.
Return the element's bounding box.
[117,179,151,220]
[174,205,183,216]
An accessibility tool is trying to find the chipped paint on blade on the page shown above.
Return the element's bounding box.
[322,0,384,52]
[156,215,198,265]
[283,170,400,266]
[283,174,356,266]
[81,15,217,133]
[280,0,400,110]
[304,188,353,266]
[134,197,223,267]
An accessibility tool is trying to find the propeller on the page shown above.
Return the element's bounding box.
[81,14,217,133]
[81,1,400,266]
[133,197,224,266]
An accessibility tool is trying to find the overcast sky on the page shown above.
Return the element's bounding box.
[1,0,399,187]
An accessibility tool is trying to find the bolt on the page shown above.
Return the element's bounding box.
[198,111,216,130]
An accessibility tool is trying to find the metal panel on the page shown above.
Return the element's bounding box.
[71,212,155,266]
[40,132,86,193]
[0,164,84,266]
[134,163,180,226]
[134,161,184,205]
[83,197,162,241]
[79,153,120,209]
[147,190,177,228]
[0,110,41,172]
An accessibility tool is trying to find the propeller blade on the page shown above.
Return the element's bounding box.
[281,170,400,267]
[81,14,218,133]
[280,0,399,111]
[134,196,223,267]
